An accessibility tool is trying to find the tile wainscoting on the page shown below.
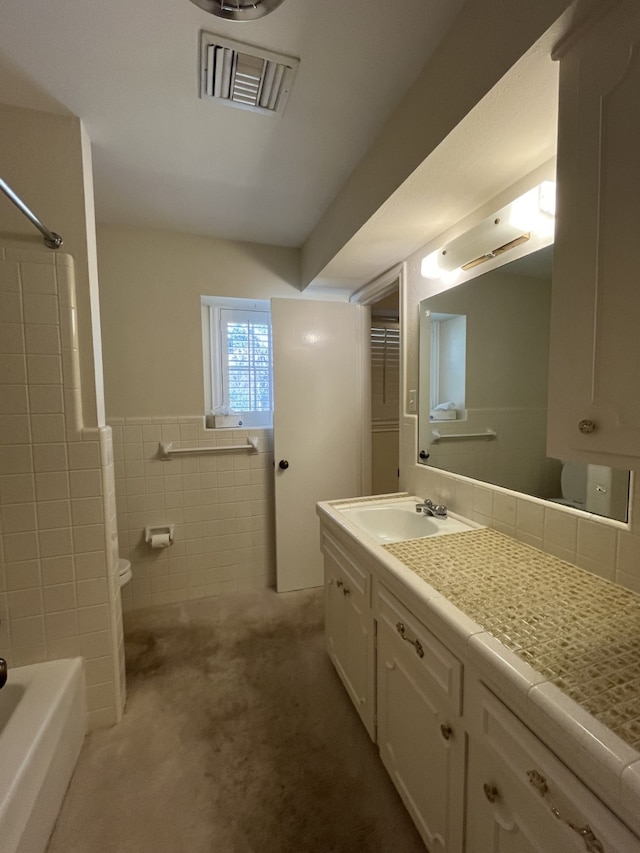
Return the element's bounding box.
[109,419,275,611]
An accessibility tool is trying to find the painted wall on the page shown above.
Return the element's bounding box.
[96,224,347,610]
[97,225,302,419]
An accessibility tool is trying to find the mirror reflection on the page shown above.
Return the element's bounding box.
[418,246,630,522]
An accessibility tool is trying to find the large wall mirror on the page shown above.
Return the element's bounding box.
[418,244,630,522]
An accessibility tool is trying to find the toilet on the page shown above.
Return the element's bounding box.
[117,558,132,588]
[550,461,587,510]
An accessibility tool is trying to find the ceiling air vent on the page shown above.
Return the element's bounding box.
[200,31,299,116]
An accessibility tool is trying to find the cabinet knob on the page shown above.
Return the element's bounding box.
[342,586,351,597]
[336,579,344,589]
[483,783,499,803]
[440,724,453,741]
[278,459,289,469]
[578,419,596,434]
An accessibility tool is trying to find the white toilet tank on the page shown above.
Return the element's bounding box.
[560,462,588,508]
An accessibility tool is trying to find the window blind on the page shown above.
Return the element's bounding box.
[371,322,400,428]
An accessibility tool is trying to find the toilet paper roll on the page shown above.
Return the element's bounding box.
[150,533,171,549]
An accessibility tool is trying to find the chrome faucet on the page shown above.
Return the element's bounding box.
[415,498,448,519]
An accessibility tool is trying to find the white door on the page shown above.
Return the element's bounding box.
[272,298,370,592]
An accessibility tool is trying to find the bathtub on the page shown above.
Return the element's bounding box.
[0,658,86,853]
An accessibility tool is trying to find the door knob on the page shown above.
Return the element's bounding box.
[278,459,289,470]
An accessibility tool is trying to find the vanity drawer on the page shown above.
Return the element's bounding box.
[466,682,640,853]
[321,530,368,599]
[376,583,462,714]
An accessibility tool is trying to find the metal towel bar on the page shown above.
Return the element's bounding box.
[430,428,497,443]
[0,177,63,249]
[159,437,258,458]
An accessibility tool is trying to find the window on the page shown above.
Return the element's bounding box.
[202,297,272,427]
[429,312,466,420]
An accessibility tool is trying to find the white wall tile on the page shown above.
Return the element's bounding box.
[38,527,72,558]
[25,324,60,355]
[35,471,69,501]
[0,325,25,356]
[577,519,617,566]
[37,500,71,530]
[33,443,68,472]
[0,445,32,474]
[0,474,35,504]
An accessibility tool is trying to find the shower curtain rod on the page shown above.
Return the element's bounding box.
[0,177,63,249]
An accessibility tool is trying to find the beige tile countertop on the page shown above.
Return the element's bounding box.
[384,528,640,751]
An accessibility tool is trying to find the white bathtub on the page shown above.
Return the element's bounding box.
[0,658,86,853]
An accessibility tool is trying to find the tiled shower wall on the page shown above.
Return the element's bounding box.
[0,245,124,728]
[110,419,275,611]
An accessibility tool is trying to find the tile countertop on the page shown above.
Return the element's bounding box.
[317,495,640,835]
[385,528,640,753]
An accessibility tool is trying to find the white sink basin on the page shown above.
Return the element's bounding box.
[339,499,478,544]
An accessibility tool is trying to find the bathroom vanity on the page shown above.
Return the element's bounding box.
[317,494,640,853]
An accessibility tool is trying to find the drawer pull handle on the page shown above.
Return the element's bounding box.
[527,770,604,853]
[483,783,499,803]
[396,622,425,658]
[440,724,453,741]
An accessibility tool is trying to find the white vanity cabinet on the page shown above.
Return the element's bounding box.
[375,584,465,853]
[317,502,640,853]
[465,681,640,853]
[548,1,640,468]
[322,530,375,739]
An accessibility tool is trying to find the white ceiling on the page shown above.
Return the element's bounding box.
[0,0,468,251]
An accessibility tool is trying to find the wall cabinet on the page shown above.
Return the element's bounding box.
[548,1,640,468]
[376,585,464,853]
[322,531,375,739]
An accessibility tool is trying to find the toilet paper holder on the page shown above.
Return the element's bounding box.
[145,525,175,548]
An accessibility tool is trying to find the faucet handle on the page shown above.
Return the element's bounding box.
[423,498,434,509]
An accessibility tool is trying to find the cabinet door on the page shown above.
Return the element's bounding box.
[466,739,560,853]
[548,2,640,467]
[466,682,640,853]
[376,586,464,853]
[322,534,375,739]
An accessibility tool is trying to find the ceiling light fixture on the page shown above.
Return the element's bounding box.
[189,0,286,21]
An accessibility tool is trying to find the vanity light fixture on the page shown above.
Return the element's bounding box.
[420,180,556,281]
[509,181,556,238]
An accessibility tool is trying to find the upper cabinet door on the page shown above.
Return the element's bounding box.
[548,1,640,469]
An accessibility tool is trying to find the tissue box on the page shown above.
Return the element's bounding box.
[430,410,456,421]
[213,415,244,428]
